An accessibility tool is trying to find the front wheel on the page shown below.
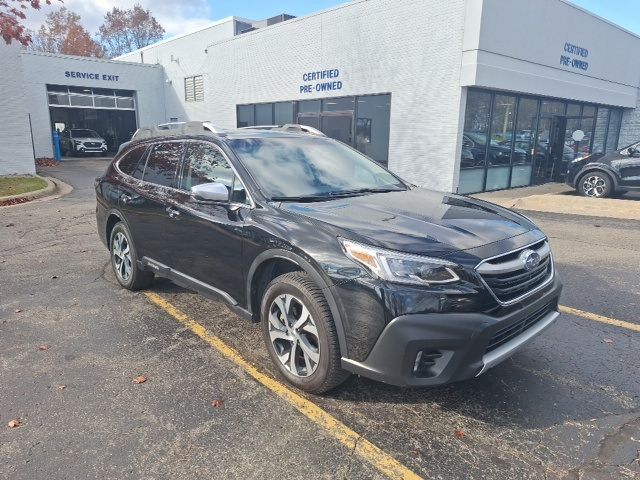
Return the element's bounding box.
[109,222,153,290]
[261,272,349,394]
[578,172,613,198]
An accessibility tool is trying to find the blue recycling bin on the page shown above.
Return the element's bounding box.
[52,131,62,161]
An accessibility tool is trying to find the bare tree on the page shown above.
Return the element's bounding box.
[98,4,164,58]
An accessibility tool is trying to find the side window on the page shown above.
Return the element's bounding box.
[181,141,234,191]
[117,145,147,176]
[142,142,184,187]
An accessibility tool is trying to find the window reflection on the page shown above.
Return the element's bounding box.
[143,142,183,187]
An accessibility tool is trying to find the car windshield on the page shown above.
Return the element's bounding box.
[229,136,407,200]
[71,129,99,138]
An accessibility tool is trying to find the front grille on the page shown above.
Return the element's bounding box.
[477,240,553,304]
[486,302,553,353]
[85,142,101,148]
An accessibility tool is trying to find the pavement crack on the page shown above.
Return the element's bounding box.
[343,435,360,479]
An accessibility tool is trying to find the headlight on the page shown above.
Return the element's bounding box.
[339,238,460,285]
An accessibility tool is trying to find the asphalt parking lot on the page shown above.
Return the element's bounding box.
[1,159,639,479]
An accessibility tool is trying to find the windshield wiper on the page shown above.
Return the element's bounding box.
[326,187,404,197]
[270,194,332,202]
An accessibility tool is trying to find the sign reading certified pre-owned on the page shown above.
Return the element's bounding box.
[299,69,342,94]
[560,42,589,71]
[65,71,120,81]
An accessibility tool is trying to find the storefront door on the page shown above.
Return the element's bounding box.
[532,115,566,184]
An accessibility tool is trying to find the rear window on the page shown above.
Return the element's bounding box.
[142,142,184,187]
[117,145,148,176]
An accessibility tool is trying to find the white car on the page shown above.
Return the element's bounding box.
[61,129,108,156]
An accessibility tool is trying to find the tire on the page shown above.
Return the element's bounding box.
[261,272,349,394]
[577,171,613,198]
[109,222,154,290]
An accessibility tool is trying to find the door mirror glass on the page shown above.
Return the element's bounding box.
[191,182,229,202]
[626,147,638,157]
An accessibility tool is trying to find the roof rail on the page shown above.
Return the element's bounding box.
[131,121,226,141]
[239,124,326,137]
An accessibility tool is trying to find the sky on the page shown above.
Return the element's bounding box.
[22,0,640,39]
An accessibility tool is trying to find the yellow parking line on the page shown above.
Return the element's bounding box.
[144,292,423,480]
[559,305,640,333]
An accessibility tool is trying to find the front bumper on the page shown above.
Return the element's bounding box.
[76,144,107,153]
[341,277,562,387]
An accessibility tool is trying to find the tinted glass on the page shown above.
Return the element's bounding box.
[592,107,609,154]
[356,94,391,165]
[181,142,234,191]
[488,95,516,166]
[322,97,355,112]
[118,145,148,175]
[237,105,254,128]
[541,100,565,115]
[70,95,93,107]
[461,90,492,170]
[142,142,183,187]
[606,109,622,152]
[298,100,320,114]
[229,137,405,199]
[274,102,294,124]
[255,103,273,125]
[566,103,581,116]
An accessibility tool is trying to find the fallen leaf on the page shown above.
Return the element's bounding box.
[211,399,224,408]
[14,309,22,313]
[51,275,58,279]
[603,338,613,344]
[132,375,147,384]
[5,223,15,227]
[7,419,23,428]
[58,385,66,390]
[38,344,49,351]
[453,429,465,439]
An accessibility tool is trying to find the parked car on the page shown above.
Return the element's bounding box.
[566,141,640,197]
[462,132,528,167]
[61,129,108,156]
[95,123,562,393]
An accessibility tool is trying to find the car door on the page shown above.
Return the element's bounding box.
[615,142,640,188]
[163,140,247,299]
[118,141,184,266]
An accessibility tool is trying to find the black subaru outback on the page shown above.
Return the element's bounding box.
[95,122,562,393]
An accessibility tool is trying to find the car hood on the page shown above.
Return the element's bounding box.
[279,188,535,257]
[74,137,104,142]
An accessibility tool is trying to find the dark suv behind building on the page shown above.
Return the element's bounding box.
[95,122,562,393]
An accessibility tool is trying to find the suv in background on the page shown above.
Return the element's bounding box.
[61,129,108,156]
[566,141,640,197]
[95,123,562,393]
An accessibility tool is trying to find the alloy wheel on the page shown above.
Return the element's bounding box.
[112,231,133,282]
[582,175,607,197]
[268,294,320,377]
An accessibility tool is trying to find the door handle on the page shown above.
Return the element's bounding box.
[120,193,132,204]
[166,206,180,218]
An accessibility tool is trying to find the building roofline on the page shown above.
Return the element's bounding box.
[113,16,249,59]
[20,50,162,67]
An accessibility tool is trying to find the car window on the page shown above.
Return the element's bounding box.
[181,142,247,203]
[142,142,183,187]
[117,145,148,176]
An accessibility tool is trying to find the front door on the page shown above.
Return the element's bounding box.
[298,112,354,146]
[616,143,640,188]
[532,116,566,184]
[164,140,246,298]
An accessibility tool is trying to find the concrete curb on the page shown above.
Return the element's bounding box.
[483,194,640,221]
[0,175,72,207]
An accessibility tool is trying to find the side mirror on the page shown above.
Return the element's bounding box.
[190,182,229,202]
[628,147,639,157]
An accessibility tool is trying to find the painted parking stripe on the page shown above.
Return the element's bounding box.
[144,292,423,480]
[559,305,640,333]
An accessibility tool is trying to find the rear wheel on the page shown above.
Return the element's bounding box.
[261,272,349,393]
[578,171,613,198]
[109,222,153,290]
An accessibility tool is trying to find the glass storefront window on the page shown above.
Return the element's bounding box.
[323,97,355,112]
[237,105,254,128]
[458,89,623,194]
[606,109,622,152]
[274,102,294,124]
[592,107,609,154]
[298,100,321,114]
[255,103,273,125]
[541,100,565,115]
[355,94,390,165]
[70,95,93,107]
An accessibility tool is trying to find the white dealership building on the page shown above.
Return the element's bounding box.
[2,0,640,194]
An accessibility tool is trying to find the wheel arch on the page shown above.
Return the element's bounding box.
[246,249,348,357]
[577,165,619,190]
[105,209,127,248]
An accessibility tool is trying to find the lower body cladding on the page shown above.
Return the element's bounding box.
[341,278,562,387]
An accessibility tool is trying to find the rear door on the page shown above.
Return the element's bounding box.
[163,140,247,298]
[118,141,184,266]
[615,142,640,188]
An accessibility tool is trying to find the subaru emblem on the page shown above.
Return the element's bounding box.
[520,249,541,271]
